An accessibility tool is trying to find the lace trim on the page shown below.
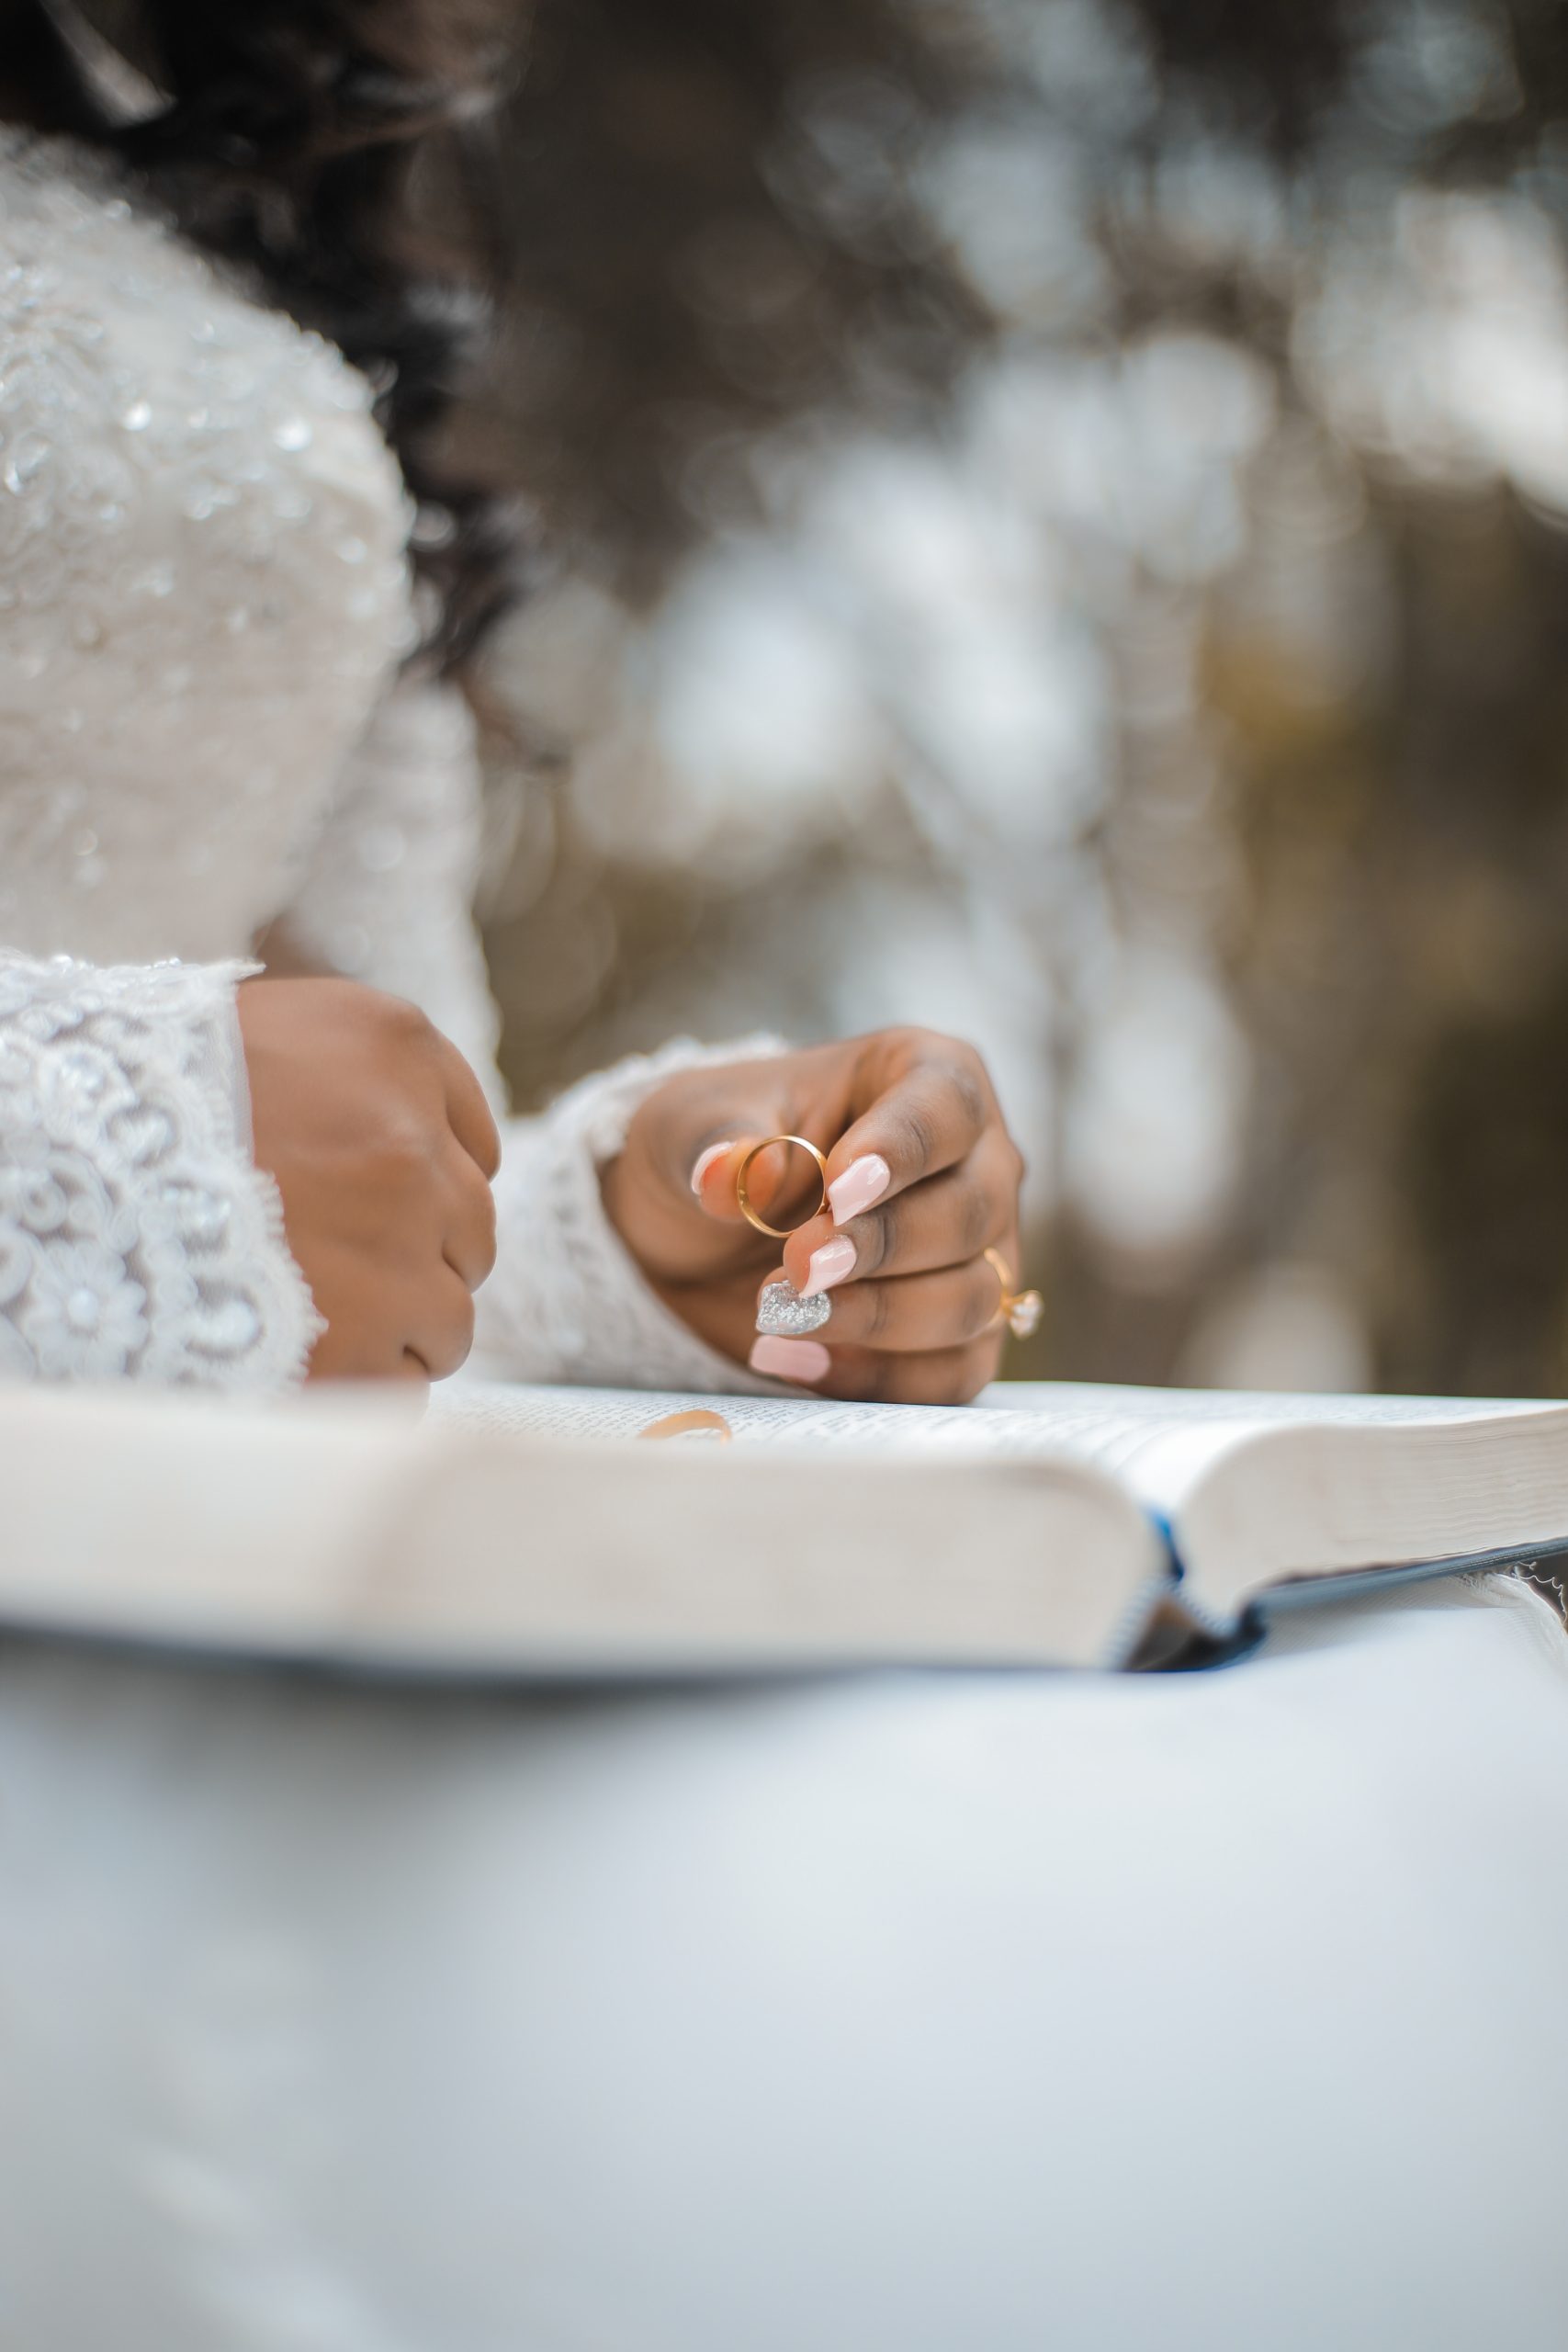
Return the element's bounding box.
[0,952,321,1388]
[473,1035,791,1396]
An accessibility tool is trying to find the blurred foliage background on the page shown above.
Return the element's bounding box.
[432,0,1568,1395]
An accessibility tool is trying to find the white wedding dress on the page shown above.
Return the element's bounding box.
[0,121,771,1396]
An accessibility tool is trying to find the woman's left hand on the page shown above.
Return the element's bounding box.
[602,1029,1028,1401]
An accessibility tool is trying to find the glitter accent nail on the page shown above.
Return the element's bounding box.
[756,1278,831,1337]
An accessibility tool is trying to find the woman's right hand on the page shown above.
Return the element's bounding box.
[235,978,501,1381]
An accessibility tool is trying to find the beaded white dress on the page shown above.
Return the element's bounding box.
[0,124,772,1396]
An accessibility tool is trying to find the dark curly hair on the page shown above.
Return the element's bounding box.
[1,0,528,670]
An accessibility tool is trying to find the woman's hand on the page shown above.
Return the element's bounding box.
[603,1030,1027,1402]
[237,978,500,1381]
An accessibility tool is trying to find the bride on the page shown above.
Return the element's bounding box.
[0,0,1026,1402]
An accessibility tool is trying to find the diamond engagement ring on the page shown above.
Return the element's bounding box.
[984,1247,1043,1341]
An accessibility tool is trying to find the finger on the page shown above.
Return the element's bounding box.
[748,1336,1000,1404]
[689,1132,830,1232]
[839,1337,1001,1405]
[304,1263,413,1382]
[441,1141,499,1292]
[781,1130,1018,1291]
[405,1266,477,1382]
[761,1257,1005,1355]
[308,1325,412,1382]
[821,1035,991,1226]
[436,1033,502,1181]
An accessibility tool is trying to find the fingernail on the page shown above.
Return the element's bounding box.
[801,1233,857,1297]
[756,1278,831,1338]
[690,1141,734,1197]
[749,1334,831,1384]
[827,1154,890,1226]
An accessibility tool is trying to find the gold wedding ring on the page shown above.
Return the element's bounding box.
[985,1247,1043,1341]
[735,1134,829,1239]
[638,1408,735,1442]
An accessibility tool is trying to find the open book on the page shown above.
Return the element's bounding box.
[3,1375,1567,1675]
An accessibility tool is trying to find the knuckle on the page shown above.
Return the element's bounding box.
[378,1128,438,1194]
[910,1356,963,1405]
[477,1195,499,1273]
[464,1153,499,1223]
[958,1181,992,1257]
[861,1280,892,1342]
[377,991,433,1043]
[914,1342,989,1405]
[905,1023,958,1062]
[434,1291,476,1378]
[898,1098,941,1171]
[846,1351,891,1404]
[944,1057,988,1128]
[467,1220,499,1287]
[919,1028,986,1079]
[857,1201,897,1274]
[964,1261,999,1340]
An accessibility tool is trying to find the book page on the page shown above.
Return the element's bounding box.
[435,1376,1546,1487]
[435,1378,1568,1587]
[433,1378,1100,1453]
[429,1378,1568,1637]
[972,1384,1555,1507]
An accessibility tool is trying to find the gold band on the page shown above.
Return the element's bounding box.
[984,1247,1043,1342]
[735,1134,829,1239]
[638,1408,735,1442]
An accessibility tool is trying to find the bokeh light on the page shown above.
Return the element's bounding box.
[445,0,1568,1394]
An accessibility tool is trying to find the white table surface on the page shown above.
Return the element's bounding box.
[3,1573,1566,2351]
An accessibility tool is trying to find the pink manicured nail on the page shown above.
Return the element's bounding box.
[750,1335,831,1385]
[801,1234,857,1297]
[827,1153,890,1226]
[690,1141,734,1197]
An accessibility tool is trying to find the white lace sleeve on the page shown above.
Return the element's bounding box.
[283,677,784,1393]
[0,953,320,1387]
